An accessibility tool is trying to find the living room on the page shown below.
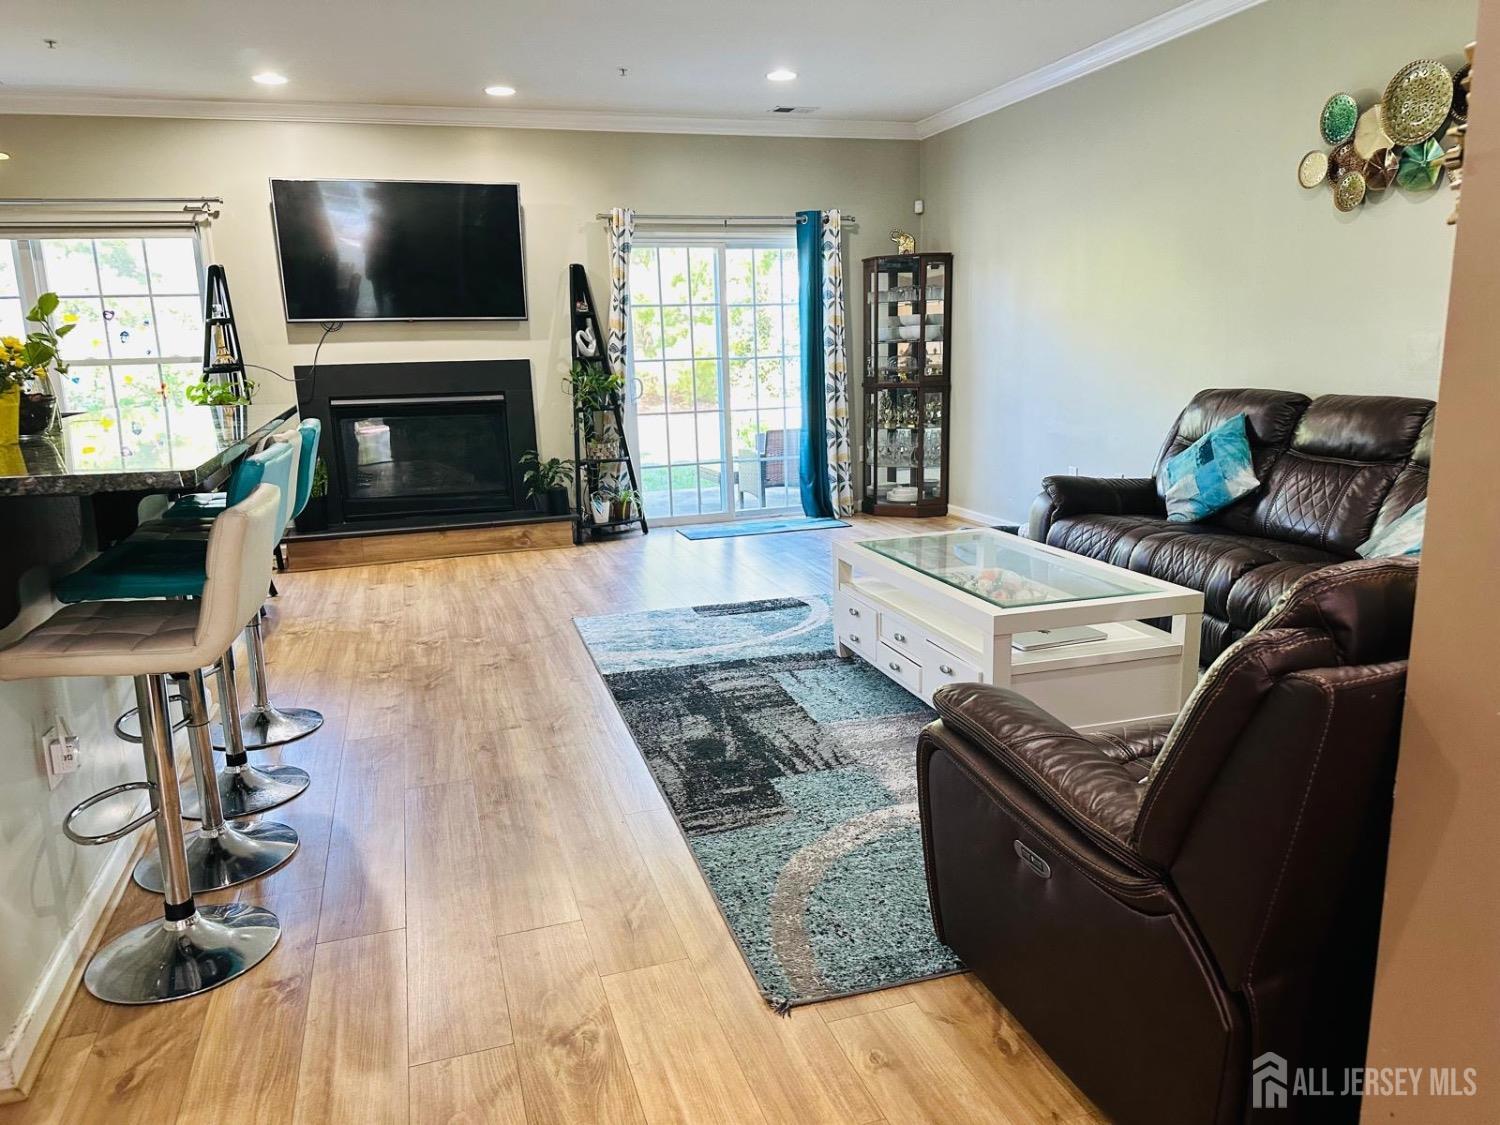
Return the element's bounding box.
[0,0,1494,1122]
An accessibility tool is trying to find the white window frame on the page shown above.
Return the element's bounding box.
[625,231,802,526]
[1,231,206,415]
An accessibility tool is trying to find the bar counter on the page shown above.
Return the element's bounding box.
[0,403,297,497]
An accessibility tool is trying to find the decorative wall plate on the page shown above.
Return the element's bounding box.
[1297,150,1331,188]
[1334,170,1367,212]
[1396,138,1447,191]
[1320,93,1360,144]
[1353,105,1395,161]
[1451,63,1471,123]
[1332,142,1365,177]
[1382,59,1454,144]
[1365,150,1401,192]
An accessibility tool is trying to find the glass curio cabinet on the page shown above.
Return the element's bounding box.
[862,252,951,515]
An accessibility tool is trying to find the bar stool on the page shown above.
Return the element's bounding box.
[211,419,325,752]
[56,442,311,819]
[0,484,287,1003]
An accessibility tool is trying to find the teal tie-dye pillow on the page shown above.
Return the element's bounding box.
[1158,413,1261,523]
[1357,499,1426,558]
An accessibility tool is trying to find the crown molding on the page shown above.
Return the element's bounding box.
[913,0,1270,139]
[0,93,919,141]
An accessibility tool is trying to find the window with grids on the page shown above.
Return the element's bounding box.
[627,241,801,520]
[1,235,204,421]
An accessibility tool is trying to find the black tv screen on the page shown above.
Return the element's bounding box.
[269,179,526,322]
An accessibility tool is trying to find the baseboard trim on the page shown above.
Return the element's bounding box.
[947,503,1028,534]
[0,710,200,1099]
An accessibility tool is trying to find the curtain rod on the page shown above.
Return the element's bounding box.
[0,197,222,218]
[595,211,856,226]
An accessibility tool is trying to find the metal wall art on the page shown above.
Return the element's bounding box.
[1299,51,1465,215]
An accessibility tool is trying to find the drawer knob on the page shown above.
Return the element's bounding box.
[893,632,907,643]
[939,664,954,675]
[848,607,860,616]
[888,661,902,672]
[849,634,860,643]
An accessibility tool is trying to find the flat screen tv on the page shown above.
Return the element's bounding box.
[269,179,527,322]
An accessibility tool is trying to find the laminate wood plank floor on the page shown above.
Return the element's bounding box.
[3,515,1106,1125]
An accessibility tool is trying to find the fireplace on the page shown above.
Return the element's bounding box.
[295,360,540,533]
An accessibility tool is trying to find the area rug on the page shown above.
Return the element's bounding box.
[676,516,850,540]
[574,594,962,1008]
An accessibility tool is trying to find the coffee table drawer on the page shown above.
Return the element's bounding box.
[923,640,982,692]
[839,618,876,660]
[836,590,876,634]
[878,607,923,660]
[876,641,923,695]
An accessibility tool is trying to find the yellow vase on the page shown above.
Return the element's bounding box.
[0,385,20,445]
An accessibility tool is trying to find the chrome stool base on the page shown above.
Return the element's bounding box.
[212,704,324,752]
[133,820,299,894]
[181,762,310,820]
[83,903,281,1005]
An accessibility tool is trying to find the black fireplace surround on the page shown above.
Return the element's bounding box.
[294,359,542,534]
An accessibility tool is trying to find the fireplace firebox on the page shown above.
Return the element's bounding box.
[295,360,541,533]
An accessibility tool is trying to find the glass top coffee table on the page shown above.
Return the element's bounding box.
[832,528,1204,730]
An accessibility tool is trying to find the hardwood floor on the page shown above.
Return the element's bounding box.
[1,515,1106,1125]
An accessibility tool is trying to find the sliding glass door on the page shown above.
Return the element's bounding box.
[626,237,802,524]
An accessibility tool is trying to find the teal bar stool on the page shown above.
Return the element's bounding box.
[0,484,288,1003]
[57,440,312,828]
[213,419,325,752]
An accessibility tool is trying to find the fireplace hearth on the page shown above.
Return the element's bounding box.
[295,360,542,534]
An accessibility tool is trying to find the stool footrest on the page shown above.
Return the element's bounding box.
[63,781,157,845]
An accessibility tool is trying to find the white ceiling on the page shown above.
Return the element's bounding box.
[0,0,1252,138]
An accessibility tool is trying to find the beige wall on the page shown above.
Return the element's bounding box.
[1362,7,1499,1120]
[0,115,917,1079]
[918,0,1477,523]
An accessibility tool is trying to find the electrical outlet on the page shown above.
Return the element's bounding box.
[43,720,81,788]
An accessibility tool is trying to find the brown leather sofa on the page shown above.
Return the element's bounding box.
[1028,388,1433,662]
[917,558,1417,1124]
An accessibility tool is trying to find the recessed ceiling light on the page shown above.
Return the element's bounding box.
[767,68,797,82]
[485,85,516,97]
[252,72,289,86]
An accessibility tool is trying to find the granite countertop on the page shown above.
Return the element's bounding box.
[0,403,298,496]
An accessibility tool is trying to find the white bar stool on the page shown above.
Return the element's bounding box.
[0,484,288,1003]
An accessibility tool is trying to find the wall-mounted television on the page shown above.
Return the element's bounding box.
[269,178,527,322]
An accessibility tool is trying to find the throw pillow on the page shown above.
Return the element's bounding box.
[1357,499,1426,558]
[1158,413,1260,523]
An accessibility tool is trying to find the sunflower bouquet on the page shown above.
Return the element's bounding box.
[2,293,74,438]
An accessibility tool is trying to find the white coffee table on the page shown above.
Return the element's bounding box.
[833,528,1204,730]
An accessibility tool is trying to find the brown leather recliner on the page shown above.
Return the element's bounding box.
[1029,388,1433,663]
[917,558,1417,1125]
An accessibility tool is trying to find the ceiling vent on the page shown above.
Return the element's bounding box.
[770,106,818,114]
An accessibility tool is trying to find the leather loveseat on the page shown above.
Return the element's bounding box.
[917,558,1418,1124]
[1028,388,1433,662]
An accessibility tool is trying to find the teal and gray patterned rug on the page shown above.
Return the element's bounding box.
[574,594,962,1008]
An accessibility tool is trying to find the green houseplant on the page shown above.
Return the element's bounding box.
[184,377,257,407]
[2,292,76,440]
[520,450,575,515]
[566,360,624,452]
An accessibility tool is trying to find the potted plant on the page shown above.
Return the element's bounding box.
[565,360,624,444]
[294,457,330,533]
[612,487,639,523]
[183,378,257,407]
[590,487,615,524]
[519,450,575,515]
[2,292,76,441]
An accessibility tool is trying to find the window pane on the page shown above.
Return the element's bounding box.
[693,360,719,409]
[667,412,697,464]
[636,414,668,464]
[658,247,689,304]
[661,306,691,360]
[105,297,160,359]
[0,243,19,297]
[731,410,760,457]
[687,247,716,306]
[634,360,665,413]
[640,466,670,518]
[152,296,201,357]
[696,412,723,463]
[780,250,799,305]
[726,306,754,359]
[698,465,724,514]
[690,307,718,359]
[725,249,753,304]
[42,240,101,296]
[755,249,782,303]
[60,365,113,412]
[783,303,801,355]
[113,363,164,410]
[631,307,662,360]
[728,359,756,412]
[671,464,699,515]
[0,298,22,340]
[146,238,200,293]
[59,298,110,360]
[162,363,200,420]
[629,248,660,306]
[96,239,150,294]
[665,361,695,412]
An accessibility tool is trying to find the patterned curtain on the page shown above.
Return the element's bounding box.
[606,208,635,383]
[796,210,854,518]
[820,211,853,517]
